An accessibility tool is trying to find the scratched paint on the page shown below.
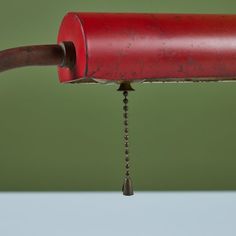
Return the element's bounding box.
[58,13,236,83]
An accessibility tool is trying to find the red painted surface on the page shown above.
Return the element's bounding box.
[58,13,236,83]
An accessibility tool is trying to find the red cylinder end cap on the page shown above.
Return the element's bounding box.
[57,12,87,83]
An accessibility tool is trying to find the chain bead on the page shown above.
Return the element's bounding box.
[123,91,128,96]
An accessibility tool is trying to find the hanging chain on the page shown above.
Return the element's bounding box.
[122,90,134,196]
[118,82,134,196]
[123,90,130,178]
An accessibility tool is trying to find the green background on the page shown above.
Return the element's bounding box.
[1,0,236,191]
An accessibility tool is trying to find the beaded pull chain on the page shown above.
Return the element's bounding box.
[117,82,134,196]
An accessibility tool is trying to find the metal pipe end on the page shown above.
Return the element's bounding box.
[60,41,76,69]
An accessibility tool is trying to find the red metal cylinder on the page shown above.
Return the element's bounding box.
[57,13,236,83]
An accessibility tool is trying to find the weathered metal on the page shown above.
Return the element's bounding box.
[58,13,236,83]
[2,12,236,196]
[0,42,76,73]
[0,45,64,73]
[2,13,236,83]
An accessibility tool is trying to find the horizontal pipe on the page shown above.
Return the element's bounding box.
[0,42,76,73]
[0,45,64,73]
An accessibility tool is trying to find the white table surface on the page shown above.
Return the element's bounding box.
[0,192,235,236]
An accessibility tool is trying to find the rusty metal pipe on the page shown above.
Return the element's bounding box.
[0,45,64,73]
[0,42,76,73]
